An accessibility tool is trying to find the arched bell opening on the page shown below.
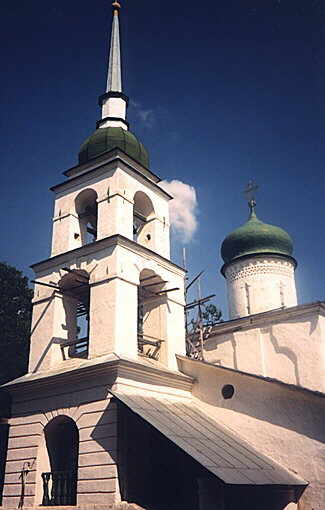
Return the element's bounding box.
[137,269,167,361]
[58,269,90,359]
[41,416,79,506]
[75,189,98,246]
[133,191,155,247]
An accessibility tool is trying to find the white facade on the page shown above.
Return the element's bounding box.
[224,255,297,319]
[29,150,186,374]
[177,355,325,510]
[51,158,171,259]
[201,302,325,394]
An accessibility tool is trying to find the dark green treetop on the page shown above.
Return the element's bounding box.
[0,262,33,385]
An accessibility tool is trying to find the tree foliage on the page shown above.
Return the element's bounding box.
[186,302,223,359]
[201,304,222,327]
[0,262,33,385]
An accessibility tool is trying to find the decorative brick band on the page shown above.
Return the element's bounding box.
[225,256,295,282]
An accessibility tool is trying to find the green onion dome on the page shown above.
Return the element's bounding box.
[221,209,295,266]
[79,127,149,167]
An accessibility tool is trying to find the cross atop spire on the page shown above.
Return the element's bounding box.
[106,1,122,93]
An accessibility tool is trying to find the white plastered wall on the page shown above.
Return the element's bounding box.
[202,308,325,394]
[51,162,171,259]
[177,359,325,510]
[225,255,297,319]
[87,243,186,370]
[30,239,185,374]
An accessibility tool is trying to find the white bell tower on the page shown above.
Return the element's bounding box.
[28,1,186,375]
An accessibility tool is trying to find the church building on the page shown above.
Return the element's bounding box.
[0,3,324,510]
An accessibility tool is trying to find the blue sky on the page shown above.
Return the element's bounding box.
[1,0,324,319]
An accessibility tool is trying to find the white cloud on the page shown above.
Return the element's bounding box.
[160,179,198,243]
[130,100,155,129]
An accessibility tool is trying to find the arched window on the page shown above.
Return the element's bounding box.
[42,416,79,506]
[133,191,155,246]
[75,189,98,245]
[137,269,166,360]
[58,269,90,359]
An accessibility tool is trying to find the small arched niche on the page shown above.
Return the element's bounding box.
[75,189,98,245]
[58,269,90,359]
[41,416,79,506]
[133,191,155,247]
[137,269,167,361]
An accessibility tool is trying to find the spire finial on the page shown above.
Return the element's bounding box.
[98,0,128,130]
[244,180,259,218]
[106,0,122,93]
[112,1,121,14]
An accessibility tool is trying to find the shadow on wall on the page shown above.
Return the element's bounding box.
[193,366,325,443]
[0,391,11,506]
[262,325,300,386]
[0,423,9,506]
[203,313,323,389]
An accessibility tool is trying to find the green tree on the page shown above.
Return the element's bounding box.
[202,304,222,327]
[0,262,33,385]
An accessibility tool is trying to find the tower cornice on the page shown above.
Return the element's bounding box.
[2,356,193,395]
[51,150,171,199]
[30,234,185,275]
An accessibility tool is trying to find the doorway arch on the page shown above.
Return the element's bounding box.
[42,415,79,506]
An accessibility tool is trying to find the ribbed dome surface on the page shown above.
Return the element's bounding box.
[221,210,294,265]
[79,127,149,167]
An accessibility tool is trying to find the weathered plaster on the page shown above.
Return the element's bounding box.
[177,356,325,510]
[224,255,297,319]
[203,303,325,393]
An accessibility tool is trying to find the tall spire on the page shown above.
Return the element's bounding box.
[106,2,122,93]
[98,1,129,131]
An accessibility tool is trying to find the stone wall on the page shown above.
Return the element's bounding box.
[2,380,119,509]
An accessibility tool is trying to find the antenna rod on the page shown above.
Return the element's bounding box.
[182,247,187,271]
[186,270,205,293]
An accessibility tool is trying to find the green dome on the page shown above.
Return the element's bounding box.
[221,210,294,266]
[79,127,149,167]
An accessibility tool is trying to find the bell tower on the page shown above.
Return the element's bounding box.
[29,1,186,375]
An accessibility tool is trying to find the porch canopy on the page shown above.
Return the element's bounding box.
[110,388,307,488]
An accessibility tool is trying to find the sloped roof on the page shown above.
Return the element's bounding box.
[110,388,307,487]
[176,355,325,399]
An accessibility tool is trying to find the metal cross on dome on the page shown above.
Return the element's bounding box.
[244,180,259,212]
